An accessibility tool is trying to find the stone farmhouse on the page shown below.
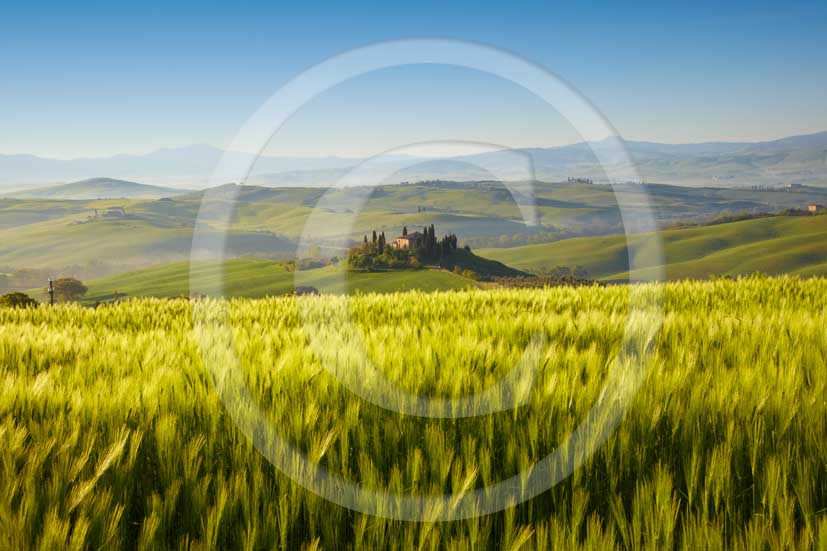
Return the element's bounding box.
[392,231,424,250]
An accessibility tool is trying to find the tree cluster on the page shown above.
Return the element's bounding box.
[417,224,458,258]
[363,230,389,254]
[348,225,460,271]
[351,229,405,270]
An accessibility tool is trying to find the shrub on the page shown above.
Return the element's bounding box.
[293,286,320,296]
[0,292,38,308]
[52,277,88,302]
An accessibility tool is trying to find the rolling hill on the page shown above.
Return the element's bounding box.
[52,242,517,302]
[3,177,190,200]
[16,212,827,301]
[52,259,478,302]
[2,180,827,281]
[478,213,827,281]
[0,213,296,270]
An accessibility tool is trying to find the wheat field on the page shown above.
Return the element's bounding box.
[1,277,826,550]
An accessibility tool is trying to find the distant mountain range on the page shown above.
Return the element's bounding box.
[2,131,827,191]
[0,145,356,192]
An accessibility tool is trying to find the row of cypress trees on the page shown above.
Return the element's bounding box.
[363,230,389,254]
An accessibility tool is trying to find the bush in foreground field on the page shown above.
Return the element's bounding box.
[0,291,37,308]
[1,277,826,550]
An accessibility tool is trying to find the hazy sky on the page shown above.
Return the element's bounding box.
[2,0,826,158]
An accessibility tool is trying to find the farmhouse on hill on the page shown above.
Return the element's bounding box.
[392,231,424,250]
[807,203,826,213]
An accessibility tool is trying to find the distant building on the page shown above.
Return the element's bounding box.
[807,204,825,213]
[392,231,424,250]
[567,177,594,185]
[786,183,803,190]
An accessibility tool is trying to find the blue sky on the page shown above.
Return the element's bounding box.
[1,0,826,158]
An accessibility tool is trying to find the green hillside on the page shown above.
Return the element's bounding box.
[43,258,478,302]
[4,177,188,200]
[3,180,827,278]
[428,246,528,277]
[0,198,295,269]
[479,214,827,281]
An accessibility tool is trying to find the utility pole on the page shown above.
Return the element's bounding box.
[48,278,54,306]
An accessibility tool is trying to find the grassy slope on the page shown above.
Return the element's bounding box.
[4,181,827,272]
[70,258,477,302]
[0,198,93,230]
[0,198,296,269]
[434,247,528,277]
[5,178,188,200]
[478,214,827,280]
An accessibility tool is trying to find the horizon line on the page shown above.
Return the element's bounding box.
[3,129,826,162]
